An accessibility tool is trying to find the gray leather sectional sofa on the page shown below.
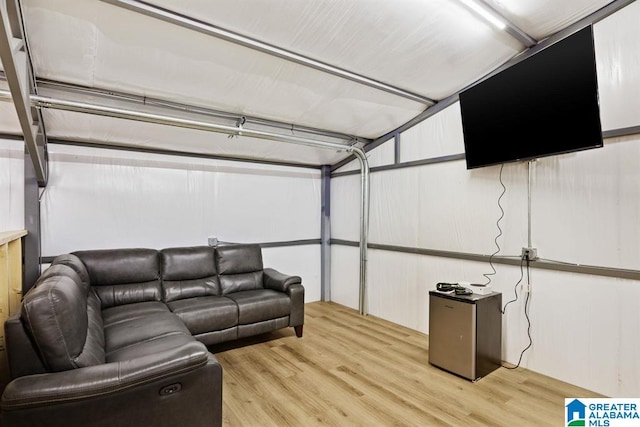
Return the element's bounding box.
[0,243,304,427]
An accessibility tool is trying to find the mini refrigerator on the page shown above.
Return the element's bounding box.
[428,291,502,381]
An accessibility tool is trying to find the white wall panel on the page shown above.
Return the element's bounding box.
[534,138,640,271]
[330,245,359,310]
[330,175,361,242]
[594,0,640,132]
[0,139,24,230]
[366,141,396,168]
[366,250,425,332]
[369,167,420,248]
[368,160,529,257]
[41,144,320,256]
[0,103,22,135]
[400,103,465,162]
[366,251,524,333]
[417,161,529,256]
[518,270,640,398]
[333,158,530,254]
[262,245,321,303]
[334,158,359,173]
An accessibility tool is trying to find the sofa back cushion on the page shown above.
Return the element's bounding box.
[160,246,220,302]
[50,253,91,291]
[216,244,264,295]
[21,268,105,372]
[73,248,161,308]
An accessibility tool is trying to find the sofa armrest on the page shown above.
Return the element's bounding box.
[263,268,301,292]
[4,311,47,379]
[287,283,305,328]
[1,342,223,427]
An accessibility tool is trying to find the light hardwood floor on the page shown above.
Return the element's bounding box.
[209,301,602,426]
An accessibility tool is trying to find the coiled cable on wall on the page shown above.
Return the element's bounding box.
[483,163,506,285]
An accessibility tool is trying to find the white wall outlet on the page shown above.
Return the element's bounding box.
[521,247,538,260]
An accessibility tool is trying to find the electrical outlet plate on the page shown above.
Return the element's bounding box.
[521,247,538,260]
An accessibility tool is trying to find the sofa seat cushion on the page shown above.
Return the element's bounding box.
[103,309,191,355]
[167,296,238,335]
[106,332,198,362]
[102,301,170,327]
[226,289,291,325]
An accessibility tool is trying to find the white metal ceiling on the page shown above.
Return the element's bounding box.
[0,0,624,166]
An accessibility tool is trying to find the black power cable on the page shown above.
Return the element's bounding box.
[484,164,533,370]
[503,257,533,370]
[483,163,506,286]
[501,254,525,314]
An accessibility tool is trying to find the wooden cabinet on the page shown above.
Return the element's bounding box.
[0,230,27,387]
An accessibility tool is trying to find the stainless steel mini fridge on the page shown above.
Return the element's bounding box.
[428,291,502,381]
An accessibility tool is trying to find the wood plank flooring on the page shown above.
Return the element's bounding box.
[208,301,602,426]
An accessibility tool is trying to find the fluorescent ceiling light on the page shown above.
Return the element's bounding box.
[459,0,507,30]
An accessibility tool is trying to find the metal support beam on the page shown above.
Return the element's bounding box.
[527,160,535,248]
[332,239,640,281]
[99,0,435,106]
[47,137,322,170]
[34,78,369,146]
[320,165,331,302]
[28,93,354,150]
[0,0,46,185]
[393,133,401,164]
[470,0,537,47]
[23,143,41,290]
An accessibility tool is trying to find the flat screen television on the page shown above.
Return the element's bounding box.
[459,25,603,170]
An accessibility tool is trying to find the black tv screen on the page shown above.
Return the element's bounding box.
[459,25,603,169]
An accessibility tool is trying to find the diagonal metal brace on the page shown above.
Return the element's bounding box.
[0,0,47,185]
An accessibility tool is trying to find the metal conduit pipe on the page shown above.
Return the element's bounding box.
[29,94,351,151]
[350,148,370,316]
[528,160,534,248]
[0,90,372,315]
